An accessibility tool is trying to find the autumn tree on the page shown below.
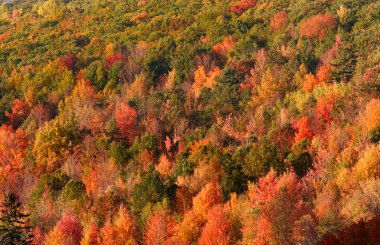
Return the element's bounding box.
[243,171,306,244]
[176,182,223,243]
[316,65,332,83]
[230,0,256,14]
[29,104,51,127]
[270,11,288,31]
[80,223,99,245]
[252,68,287,106]
[341,178,380,223]
[192,66,221,98]
[0,125,27,172]
[316,93,339,123]
[198,205,233,245]
[303,73,320,93]
[144,210,177,245]
[58,54,77,71]
[363,99,380,133]
[44,212,83,245]
[212,36,236,59]
[98,206,138,245]
[293,117,314,144]
[155,154,174,177]
[5,99,29,128]
[33,115,82,172]
[114,103,138,144]
[299,13,336,40]
[105,52,123,70]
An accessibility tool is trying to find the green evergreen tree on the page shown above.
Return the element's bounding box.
[330,41,357,82]
[0,193,33,245]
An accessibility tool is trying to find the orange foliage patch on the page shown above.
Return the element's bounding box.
[190,138,210,152]
[270,11,288,31]
[300,13,336,40]
[364,99,380,132]
[293,117,314,144]
[192,66,221,97]
[198,205,233,245]
[144,211,177,245]
[212,35,236,58]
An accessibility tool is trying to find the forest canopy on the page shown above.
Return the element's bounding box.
[0,0,379,244]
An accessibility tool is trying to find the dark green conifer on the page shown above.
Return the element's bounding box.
[0,193,33,245]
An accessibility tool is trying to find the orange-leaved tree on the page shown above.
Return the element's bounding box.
[299,13,336,40]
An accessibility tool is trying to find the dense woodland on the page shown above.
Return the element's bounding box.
[0,0,379,244]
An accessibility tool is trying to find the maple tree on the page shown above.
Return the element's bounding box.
[293,117,314,144]
[114,103,138,143]
[212,36,236,59]
[363,99,380,132]
[58,54,77,71]
[198,205,233,245]
[44,212,82,245]
[105,52,123,70]
[98,206,138,245]
[230,0,256,14]
[5,99,29,128]
[316,93,339,123]
[299,13,336,40]
[0,125,27,172]
[270,11,288,31]
[176,182,223,243]
[144,210,177,245]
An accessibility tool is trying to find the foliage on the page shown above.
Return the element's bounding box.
[0,0,378,243]
[33,115,82,172]
[131,165,166,213]
[299,13,336,40]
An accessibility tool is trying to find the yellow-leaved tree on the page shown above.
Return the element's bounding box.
[33,114,82,172]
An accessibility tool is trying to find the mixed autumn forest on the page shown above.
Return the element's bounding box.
[0,0,379,244]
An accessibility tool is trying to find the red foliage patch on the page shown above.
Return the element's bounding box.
[58,54,77,71]
[115,103,139,143]
[5,99,29,128]
[316,93,339,123]
[230,0,256,14]
[105,52,123,70]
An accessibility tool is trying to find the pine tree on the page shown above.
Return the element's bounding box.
[0,193,33,245]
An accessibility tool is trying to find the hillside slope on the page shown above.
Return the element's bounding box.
[0,0,379,244]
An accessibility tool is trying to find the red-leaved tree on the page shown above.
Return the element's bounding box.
[5,99,29,128]
[230,0,256,14]
[115,103,138,143]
